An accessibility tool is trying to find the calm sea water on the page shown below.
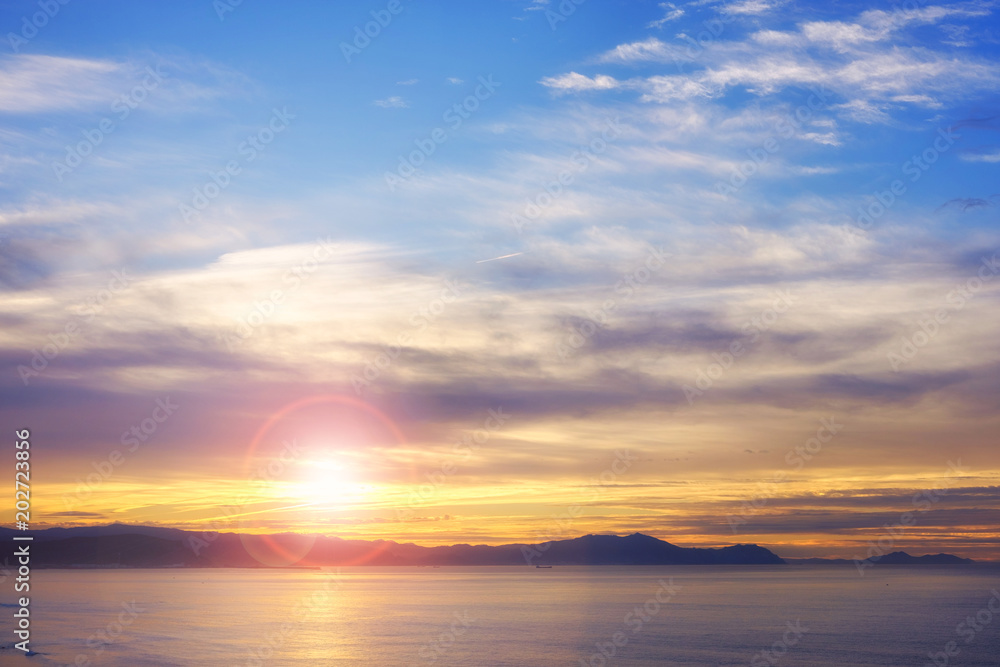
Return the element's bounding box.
[1,566,998,666]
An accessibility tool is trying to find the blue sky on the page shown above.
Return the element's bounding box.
[4,0,999,252]
[2,0,1000,557]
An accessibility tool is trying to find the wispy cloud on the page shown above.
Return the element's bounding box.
[0,53,249,115]
[373,96,409,108]
[648,2,684,28]
[939,197,994,212]
[961,150,1000,163]
[598,37,687,64]
[800,5,991,50]
[723,0,787,16]
[0,55,121,113]
[553,6,1000,122]
[540,72,622,92]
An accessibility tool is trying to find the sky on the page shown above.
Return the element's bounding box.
[1,0,999,560]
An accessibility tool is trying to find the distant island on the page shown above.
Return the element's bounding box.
[786,552,976,566]
[0,524,977,568]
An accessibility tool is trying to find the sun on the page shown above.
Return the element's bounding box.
[295,455,364,509]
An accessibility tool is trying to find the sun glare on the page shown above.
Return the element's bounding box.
[295,455,363,508]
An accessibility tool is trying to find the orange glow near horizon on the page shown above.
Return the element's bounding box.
[29,390,1000,561]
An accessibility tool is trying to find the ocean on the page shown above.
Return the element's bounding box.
[2,566,998,666]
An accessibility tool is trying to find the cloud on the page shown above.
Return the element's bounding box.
[0,55,121,113]
[396,78,419,85]
[938,197,994,212]
[834,99,891,124]
[598,37,688,64]
[0,199,129,228]
[540,72,622,92]
[960,150,1000,163]
[566,5,1000,122]
[446,77,464,85]
[648,3,684,28]
[723,0,786,16]
[940,23,972,47]
[954,115,1000,131]
[373,96,409,108]
[639,74,715,101]
[800,5,991,51]
[0,53,248,115]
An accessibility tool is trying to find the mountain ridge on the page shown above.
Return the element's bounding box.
[0,524,978,567]
[2,525,786,567]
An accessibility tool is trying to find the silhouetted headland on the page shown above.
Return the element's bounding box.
[1,524,976,568]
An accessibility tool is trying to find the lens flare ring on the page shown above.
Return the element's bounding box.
[239,393,407,566]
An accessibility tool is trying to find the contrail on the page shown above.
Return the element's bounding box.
[187,503,315,523]
[476,252,524,264]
